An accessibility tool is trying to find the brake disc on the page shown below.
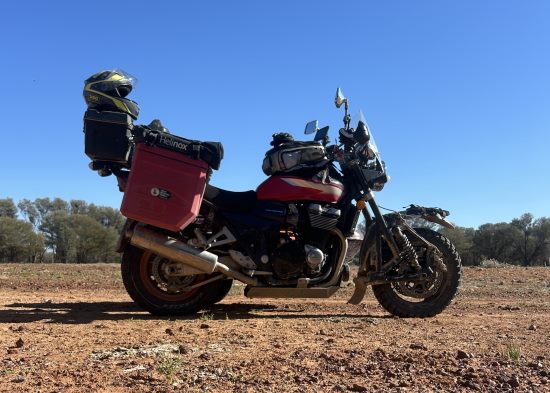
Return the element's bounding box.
[393,248,444,299]
[393,273,442,299]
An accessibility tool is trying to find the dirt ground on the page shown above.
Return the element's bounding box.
[0,264,549,392]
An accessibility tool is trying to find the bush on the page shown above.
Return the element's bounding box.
[479,259,511,268]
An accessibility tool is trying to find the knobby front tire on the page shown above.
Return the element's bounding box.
[372,228,462,318]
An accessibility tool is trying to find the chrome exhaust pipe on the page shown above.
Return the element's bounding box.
[130,225,221,273]
[129,225,257,285]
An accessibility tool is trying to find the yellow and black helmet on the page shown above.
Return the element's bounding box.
[83,69,140,119]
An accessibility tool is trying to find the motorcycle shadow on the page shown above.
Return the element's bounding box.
[1,300,147,324]
[0,301,387,325]
[207,302,389,321]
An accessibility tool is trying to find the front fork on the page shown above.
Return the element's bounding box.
[363,192,400,262]
[348,192,443,305]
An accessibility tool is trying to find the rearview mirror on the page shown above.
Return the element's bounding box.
[335,88,347,108]
[304,120,319,134]
[314,126,330,142]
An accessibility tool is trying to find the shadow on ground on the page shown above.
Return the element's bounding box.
[0,300,386,324]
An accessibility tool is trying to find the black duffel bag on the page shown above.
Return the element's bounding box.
[132,125,224,170]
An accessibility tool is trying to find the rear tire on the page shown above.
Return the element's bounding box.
[121,245,227,316]
[372,228,461,318]
[202,279,233,306]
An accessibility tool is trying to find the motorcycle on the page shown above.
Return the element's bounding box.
[84,77,461,317]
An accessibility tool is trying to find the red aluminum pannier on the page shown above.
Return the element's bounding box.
[120,143,208,232]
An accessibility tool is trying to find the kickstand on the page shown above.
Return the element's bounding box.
[348,276,368,305]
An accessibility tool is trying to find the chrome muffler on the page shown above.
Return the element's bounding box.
[129,225,257,285]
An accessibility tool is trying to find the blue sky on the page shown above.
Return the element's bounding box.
[0,1,548,228]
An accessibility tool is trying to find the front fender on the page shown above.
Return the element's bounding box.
[417,214,455,229]
[403,205,455,229]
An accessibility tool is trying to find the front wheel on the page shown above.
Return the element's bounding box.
[372,228,462,318]
[121,245,229,316]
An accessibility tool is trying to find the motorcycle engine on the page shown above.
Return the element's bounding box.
[270,202,338,280]
[271,240,304,279]
[271,239,327,279]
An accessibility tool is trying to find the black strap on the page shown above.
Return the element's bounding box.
[132,126,223,170]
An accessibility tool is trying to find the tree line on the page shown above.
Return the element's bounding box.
[0,197,124,263]
[0,197,548,265]
[441,213,550,266]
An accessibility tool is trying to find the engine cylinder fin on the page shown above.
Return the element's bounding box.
[309,214,338,230]
[307,203,341,230]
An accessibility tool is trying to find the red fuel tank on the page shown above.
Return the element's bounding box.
[256,175,344,203]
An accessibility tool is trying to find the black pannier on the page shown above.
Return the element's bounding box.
[83,109,133,166]
[262,140,327,175]
[133,126,224,170]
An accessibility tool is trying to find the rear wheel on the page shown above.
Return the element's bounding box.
[372,228,461,318]
[121,245,228,316]
[202,278,233,306]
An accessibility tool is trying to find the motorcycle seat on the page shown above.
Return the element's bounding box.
[204,184,257,213]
